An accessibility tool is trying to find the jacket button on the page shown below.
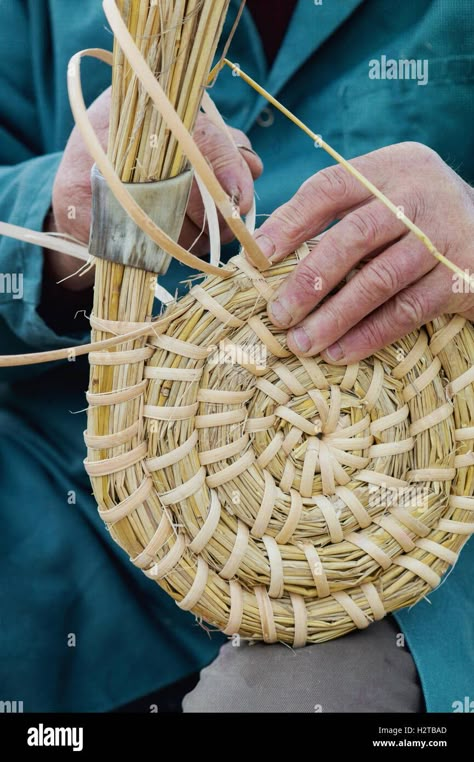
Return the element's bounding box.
[257,106,274,128]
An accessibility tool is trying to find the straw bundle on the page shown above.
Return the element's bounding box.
[52,0,470,645]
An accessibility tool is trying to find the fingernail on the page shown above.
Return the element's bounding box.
[236,144,259,158]
[268,298,292,328]
[325,342,344,362]
[254,233,275,260]
[290,326,311,354]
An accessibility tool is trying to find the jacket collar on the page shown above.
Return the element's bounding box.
[266,0,366,95]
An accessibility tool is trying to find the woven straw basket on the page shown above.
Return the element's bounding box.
[64,1,474,646]
[86,241,474,645]
[0,1,472,649]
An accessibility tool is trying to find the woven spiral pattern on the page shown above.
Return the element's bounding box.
[85,245,474,645]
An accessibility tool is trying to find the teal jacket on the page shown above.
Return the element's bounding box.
[0,0,472,711]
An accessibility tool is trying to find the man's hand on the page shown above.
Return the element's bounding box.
[254,142,474,363]
[46,88,262,289]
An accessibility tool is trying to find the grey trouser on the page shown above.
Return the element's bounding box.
[183,617,423,713]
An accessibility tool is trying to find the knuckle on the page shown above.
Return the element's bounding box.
[324,233,349,268]
[273,195,311,239]
[195,127,240,175]
[320,300,345,333]
[395,291,426,328]
[400,141,444,172]
[345,209,380,247]
[408,141,440,159]
[316,165,351,202]
[293,260,326,298]
[365,258,401,297]
[357,320,386,351]
[407,186,428,226]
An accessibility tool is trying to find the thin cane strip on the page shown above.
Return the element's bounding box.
[323,385,342,434]
[255,586,277,643]
[188,491,222,554]
[262,536,284,598]
[146,431,198,471]
[449,496,474,511]
[390,507,431,537]
[197,388,254,404]
[247,316,291,358]
[144,366,203,381]
[414,538,458,565]
[290,594,308,648]
[407,468,456,482]
[455,452,474,468]
[97,477,154,525]
[144,402,199,421]
[370,406,409,435]
[393,555,441,588]
[150,333,210,359]
[84,420,140,449]
[361,583,386,621]
[195,409,247,428]
[447,366,474,397]
[372,515,415,553]
[314,495,344,543]
[299,356,329,389]
[332,591,370,629]
[275,489,303,544]
[429,315,466,355]
[454,427,474,441]
[190,285,245,327]
[279,459,295,492]
[199,434,250,466]
[272,362,307,395]
[402,360,442,404]
[335,486,372,528]
[368,438,414,458]
[206,450,256,488]
[251,470,277,538]
[84,441,147,476]
[176,557,209,611]
[222,579,244,636]
[144,534,187,580]
[438,519,474,535]
[159,467,206,505]
[409,402,454,436]
[132,512,174,569]
[220,520,250,580]
[89,347,154,365]
[307,389,330,425]
[361,360,384,411]
[282,427,303,454]
[245,415,276,432]
[303,542,330,598]
[345,532,392,570]
[256,432,284,468]
[255,378,291,405]
[275,406,317,436]
[300,438,319,498]
[392,333,428,379]
[341,363,359,391]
